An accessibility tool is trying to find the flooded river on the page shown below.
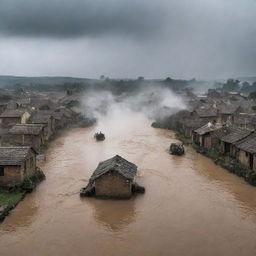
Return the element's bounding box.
[1,113,256,256]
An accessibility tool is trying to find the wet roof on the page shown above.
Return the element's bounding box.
[220,128,252,144]
[90,155,137,181]
[194,123,222,135]
[0,146,33,165]
[0,109,26,118]
[8,124,44,135]
[236,133,256,154]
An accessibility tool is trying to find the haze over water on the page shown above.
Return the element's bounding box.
[0,112,256,256]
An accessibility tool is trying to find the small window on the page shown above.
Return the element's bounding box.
[0,167,4,176]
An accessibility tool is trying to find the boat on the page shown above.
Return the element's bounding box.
[94,132,105,141]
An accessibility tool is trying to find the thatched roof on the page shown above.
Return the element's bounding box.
[0,146,35,166]
[0,109,26,118]
[220,128,252,144]
[90,155,137,181]
[8,124,44,135]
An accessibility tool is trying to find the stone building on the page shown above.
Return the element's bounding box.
[0,110,30,126]
[86,155,137,199]
[2,124,45,151]
[0,146,37,187]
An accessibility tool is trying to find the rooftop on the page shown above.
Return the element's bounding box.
[90,155,137,181]
[220,128,252,144]
[0,109,26,118]
[0,146,33,165]
[236,133,256,154]
[194,122,222,135]
[8,124,44,135]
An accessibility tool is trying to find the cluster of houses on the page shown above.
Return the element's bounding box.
[178,90,256,177]
[0,89,81,188]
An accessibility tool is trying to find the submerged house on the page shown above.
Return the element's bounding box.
[0,146,37,187]
[2,124,45,151]
[0,110,30,126]
[81,155,143,199]
[220,128,252,158]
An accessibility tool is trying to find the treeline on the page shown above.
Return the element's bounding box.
[4,76,199,94]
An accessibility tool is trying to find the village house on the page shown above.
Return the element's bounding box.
[0,103,7,114]
[30,98,56,111]
[83,155,138,199]
[220,128,252,158]
[192,122,225,150]
[233,113,256,131]
[29,111,55,140]
[0,109,30,126]
[0,146,37,187]
[190,108,219,124]
[182,118,204,138]
[236,133,256,170]
[218,104,242,123]
[52,111,65,129]
[2,124,45,151]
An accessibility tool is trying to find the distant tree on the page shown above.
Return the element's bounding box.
[137,76,144,81]
[165,77,172,82]
[100,75,105,80]
[222,79,240,92]
[249,91,256,100]
[240,81,251,93]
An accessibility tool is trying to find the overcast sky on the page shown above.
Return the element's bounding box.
[0,0,255,79]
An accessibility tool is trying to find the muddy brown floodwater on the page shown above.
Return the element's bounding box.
[1,113,256,256]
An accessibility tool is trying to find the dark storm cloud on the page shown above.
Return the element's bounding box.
[0,0,165,38]
[0,0,255,78]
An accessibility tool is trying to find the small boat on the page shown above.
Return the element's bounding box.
[169,143,185,156]
[94,132,105,141]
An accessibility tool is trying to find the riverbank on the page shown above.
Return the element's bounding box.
[174,131,256,186]
[0,115,95,223]
[0,168,45,222]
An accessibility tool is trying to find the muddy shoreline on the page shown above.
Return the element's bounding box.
[0,118,95,223]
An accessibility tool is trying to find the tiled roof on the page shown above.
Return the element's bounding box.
[90,155,137,181]
[220,128,252,144]
[0,110,25,118]
[0,146,32,165]
[8,124,44,135]
[236,133,256,154]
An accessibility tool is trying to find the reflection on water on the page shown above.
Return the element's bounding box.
[85,198,136,232]
[0,112,256,256]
